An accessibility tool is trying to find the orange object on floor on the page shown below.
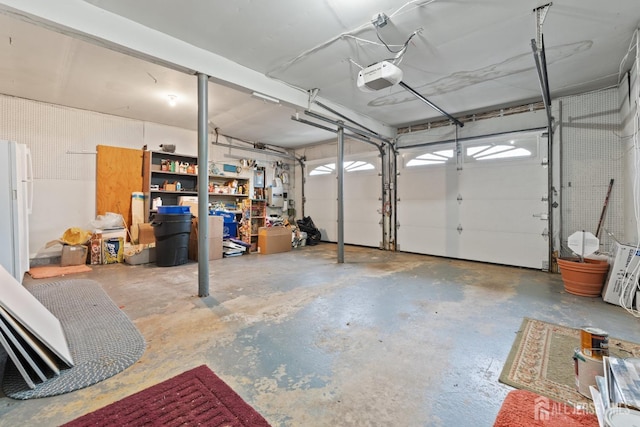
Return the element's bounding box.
[493,390,599,427]
[28,265,92,279]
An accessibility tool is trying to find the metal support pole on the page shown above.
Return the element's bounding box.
[391,144,398,250]
[558,100,563,258]
[337,126,345,263]
[197,73,209,297]
[381,145,388,250]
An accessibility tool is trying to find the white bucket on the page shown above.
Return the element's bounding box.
[574,348,604,398]
[604,408,640,426]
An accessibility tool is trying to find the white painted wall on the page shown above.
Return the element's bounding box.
[620,62,639,244]
[0,94,294,260]
[559,87,624,253]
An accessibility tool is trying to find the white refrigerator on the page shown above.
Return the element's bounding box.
[0,140,33,283]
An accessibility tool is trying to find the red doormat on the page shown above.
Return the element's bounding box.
[63,365,272,427]
[28,264,92,279]
[493,390,598,427]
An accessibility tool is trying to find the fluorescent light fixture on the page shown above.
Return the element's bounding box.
[251,92,280,104]
[167,94,177,107]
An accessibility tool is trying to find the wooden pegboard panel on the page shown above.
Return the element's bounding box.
[96,145,144,231]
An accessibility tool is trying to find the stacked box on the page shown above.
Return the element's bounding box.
[137,223,156,245]
[188,216,223,261]
[61,245,88,266]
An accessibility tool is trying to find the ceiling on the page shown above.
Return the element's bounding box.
[0,0,638,149]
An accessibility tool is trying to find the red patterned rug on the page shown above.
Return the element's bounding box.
[63,365,271,426]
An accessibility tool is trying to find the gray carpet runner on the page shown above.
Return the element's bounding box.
[1,279,146,399]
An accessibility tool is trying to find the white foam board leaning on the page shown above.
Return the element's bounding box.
[602,242,640,307]
[0,316,48,382]
[0,328,36,389]
[0,265,74,367]
[0,305,60,375]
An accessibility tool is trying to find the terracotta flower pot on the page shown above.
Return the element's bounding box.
[557,258,610,297]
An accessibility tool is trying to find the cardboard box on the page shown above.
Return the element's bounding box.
[61,244,88,266]
[137,223,156,245]
[178,197,200,217]
[89,232,102,265]
[188,216,223,261]
[258,226,292,255]
[188,237,223,261]
[602,242,640,307]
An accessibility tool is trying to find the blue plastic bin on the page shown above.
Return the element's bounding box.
[210,210,237,238]
[223,222,238,239]
[158,205,190,215]
[211,210,236,223]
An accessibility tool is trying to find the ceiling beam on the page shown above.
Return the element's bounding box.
[0,0,395,138]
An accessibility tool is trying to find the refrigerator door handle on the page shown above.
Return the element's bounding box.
[25,148,33,215]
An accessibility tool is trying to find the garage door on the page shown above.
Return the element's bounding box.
[396,130,549,269]
[305,152,382,247]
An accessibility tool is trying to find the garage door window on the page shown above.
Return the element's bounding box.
[464,136,538,162]
[406,148,455,167]
[309,161,375,176]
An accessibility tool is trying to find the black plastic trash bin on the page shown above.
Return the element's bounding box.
[151,209,192,267]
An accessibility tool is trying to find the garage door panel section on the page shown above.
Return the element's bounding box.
[456,229,547,269]
[344,174,380,199]
[304,153,382,247]
[396,131,548,269]
[344,220,382,247]
[458,199,547,232]
[305,198,337,242]
[344,199,381,246]
[303,165,337,242]
[397,199,458,228]
[397,168,455,200]
[396,225,455,256]
[460,164,546,199]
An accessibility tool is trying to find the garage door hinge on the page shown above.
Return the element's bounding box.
[457,224,463,234]
[533,213,549,220]
[541,195,548,202]
[541,228,549,240]
[457,194,463,204]
[541,157,548,167]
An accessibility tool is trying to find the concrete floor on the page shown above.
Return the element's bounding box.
[0,243,638,426]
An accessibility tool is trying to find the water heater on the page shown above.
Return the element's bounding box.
[267,185,284,208]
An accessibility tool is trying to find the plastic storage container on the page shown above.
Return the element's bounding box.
[158,205,190,215]
[211,210,237,238]
[151,212,192,266]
